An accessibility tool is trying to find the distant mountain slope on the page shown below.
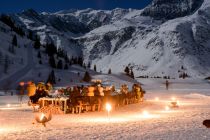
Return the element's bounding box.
[141,0,204,19]
[0,0,209,80]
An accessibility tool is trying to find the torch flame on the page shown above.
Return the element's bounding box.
[40,113,45,121]
[171,97,176,101]
[155,97,159,101]
[105,103,112,112]
[165,106,170,111]
[142,110,150,118]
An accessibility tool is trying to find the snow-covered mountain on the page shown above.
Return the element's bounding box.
[1,0,210,80]
[141,0,204,19]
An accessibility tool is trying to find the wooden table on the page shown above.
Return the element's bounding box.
[39,97,69,114]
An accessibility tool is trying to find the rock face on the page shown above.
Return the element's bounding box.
[1,0,210,78]
[141,0,204,19]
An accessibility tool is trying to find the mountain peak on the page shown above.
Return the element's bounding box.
[141,0,204,19]
[21,8,39,16]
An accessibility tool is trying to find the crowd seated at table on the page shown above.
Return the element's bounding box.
[23,80,145,113]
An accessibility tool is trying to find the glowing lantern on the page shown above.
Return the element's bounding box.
[165,106,170,111]
[19,82,25,86]
[35,112,52,127]
[171,97,176,101]
[171,101,179,108]
[155,97,159,101]
[177,100,180,106]
[106,103,112,112]
[142,110,150,118]
[105,103,112,120]
[27,81,32,85]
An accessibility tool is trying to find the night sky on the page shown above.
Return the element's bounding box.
[0,0,152,13]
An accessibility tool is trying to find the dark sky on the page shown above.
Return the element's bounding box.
[0,0,152,13]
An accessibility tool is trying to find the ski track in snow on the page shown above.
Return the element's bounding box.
[0,45,34,89]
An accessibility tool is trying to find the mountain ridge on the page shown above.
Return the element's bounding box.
[0,0,210,79]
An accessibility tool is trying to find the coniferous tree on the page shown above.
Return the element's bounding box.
[28,30,33,40]
[181,65,184,70]
[108,68,112,74]
[124,66,129,75]
[12,35,17,46]
[8,45,15,54]
[39,60,42,64]
[94,64,97,72]
[37,51,41,58]
[88,62,91,68]
[78,56,83,66]
[83,63,86,69]
[49,56,56,68]
[45,42,57,56]
[0,50,3,65]
[0,15,25,36]
[4,55,9,74]
[47,70,56,84]
[130,70,134,79]
[34,35,41,49]
[57,60,63,69]
[64,63,68,70]
[83,71,91,82]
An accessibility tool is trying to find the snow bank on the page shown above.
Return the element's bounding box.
[184,93,210,99]
[0,92,5,96]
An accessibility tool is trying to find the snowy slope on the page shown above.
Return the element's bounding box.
[0,0,210,81]
[0,21,35,88]
[1,79,210,139]
[76,0,210,78]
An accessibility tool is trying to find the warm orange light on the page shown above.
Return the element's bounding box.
[171,97,176,101]
[142,110,150,118]
[106,103,112,112]
[165,106,170,111]
[19,82,25,86]
[40,113,45,121]
[155,97,159,101]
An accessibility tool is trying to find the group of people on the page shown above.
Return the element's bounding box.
[115,83,145,106]
[16,81,53,105]
[16,80,145,112]
[57,83,145,111]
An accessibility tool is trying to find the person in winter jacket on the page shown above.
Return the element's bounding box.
[132,84,144,102]
[16,82,25,105]
[26,82,37,104]
[27,82,36,97]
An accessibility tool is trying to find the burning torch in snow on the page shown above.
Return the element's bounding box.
[105,103,112,121]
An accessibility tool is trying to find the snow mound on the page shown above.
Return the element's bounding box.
[184,93,210,99]
[0,92,5,96]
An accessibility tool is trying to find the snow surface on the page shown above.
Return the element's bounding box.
[0,79,210,140]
